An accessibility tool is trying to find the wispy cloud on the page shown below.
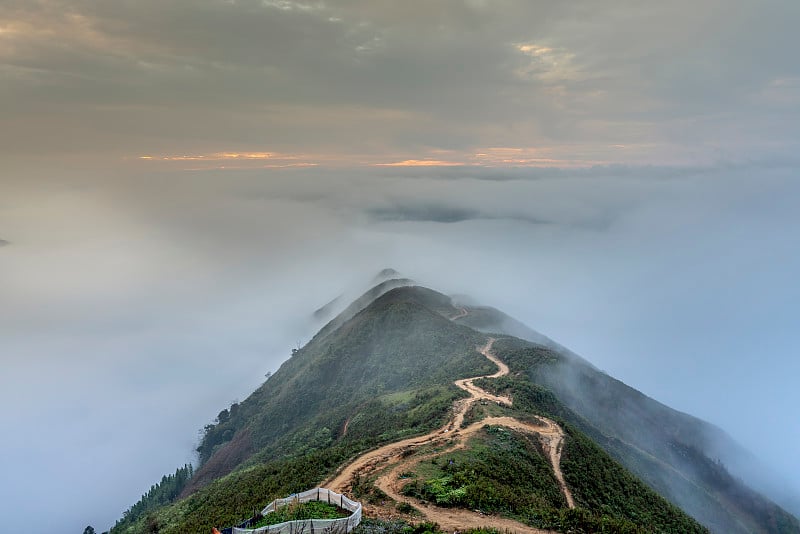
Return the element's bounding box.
[134,151,320,169]
[374,159,468,167]
[367,203,553,225]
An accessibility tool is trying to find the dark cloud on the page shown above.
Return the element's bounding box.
[1,1,798,161]
[369,205,481,223]
[368,204,552,225]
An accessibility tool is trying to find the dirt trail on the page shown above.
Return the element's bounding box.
[324,338,574,532]
[450,306,469,320]
[342,416,352,437]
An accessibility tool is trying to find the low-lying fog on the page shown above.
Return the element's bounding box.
[2,164,799,531]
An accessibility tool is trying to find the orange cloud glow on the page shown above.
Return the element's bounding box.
[141,152,281,161]
[374,159,469,167]
[134,144,624,170]
[134,150,322,170]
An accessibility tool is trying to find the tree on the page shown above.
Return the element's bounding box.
[83,527,96,534]
[216,408,230,424]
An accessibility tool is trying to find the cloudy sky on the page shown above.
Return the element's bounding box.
[2,1,800,532]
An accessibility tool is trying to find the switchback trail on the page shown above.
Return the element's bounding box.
[450,306,469,320]
[324,338,574,533]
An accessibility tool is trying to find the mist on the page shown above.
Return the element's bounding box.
[1,163,799,530]
[2,0,799,530]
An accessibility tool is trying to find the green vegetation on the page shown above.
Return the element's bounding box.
[114,446,354,533]
[194,288,491,471]
[395,502,420,515]
[560,428,707,533]
[162,287,494,504]
[354,518,511,534]
[353,519,441,534]
[110,285,799,534]
[352,518,650,534]
[250,501,349,528]
[400,425,704,533]
[401,427,564,512]
[111,464,193,532]
[488,336,800,534]
[312,278,417,342]
[112,288,491,533]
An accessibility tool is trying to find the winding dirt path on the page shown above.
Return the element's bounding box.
[324,338,574,532]
[450,306,469,320]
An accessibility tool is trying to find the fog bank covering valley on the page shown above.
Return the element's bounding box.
[2,165,800,530]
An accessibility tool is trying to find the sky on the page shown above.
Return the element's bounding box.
[1,1,799,532]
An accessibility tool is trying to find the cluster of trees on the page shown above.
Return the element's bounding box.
[110,464,194,533]
[197,403,241,465]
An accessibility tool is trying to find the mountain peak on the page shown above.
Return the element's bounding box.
[373,267,400,281]
[110,278,800,534]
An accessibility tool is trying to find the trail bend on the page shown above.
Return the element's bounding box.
[450,306,470,320]
[324,337,574,532]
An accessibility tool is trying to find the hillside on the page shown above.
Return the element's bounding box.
[482,337,799,533]
[111,282,799,534]
[311,271,415,336]
[453,303,800,532]
[184,286,490,494]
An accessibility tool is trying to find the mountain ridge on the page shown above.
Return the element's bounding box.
[110,280,799,534]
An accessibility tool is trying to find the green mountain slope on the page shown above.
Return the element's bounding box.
[482,335,799,533]
[312,277,416,341]
[312,268,406,323]
[184,286,490,494]
[111,283,798,534]
[458,307,798,534]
